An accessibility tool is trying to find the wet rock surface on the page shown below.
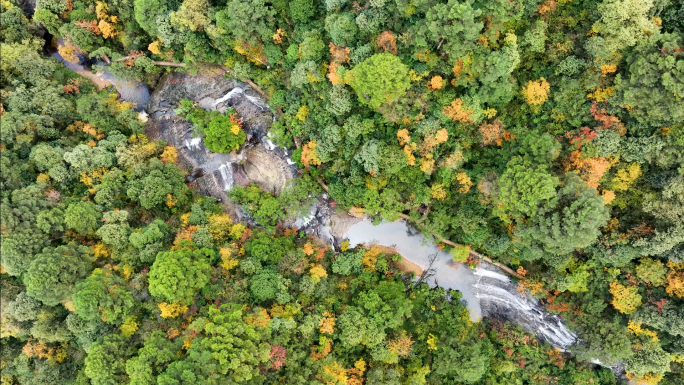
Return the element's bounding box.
[342,219,578,349]
[144,69,581,353]
[472,266,577,348]
[145,70,296,203]
[142,69,622,370]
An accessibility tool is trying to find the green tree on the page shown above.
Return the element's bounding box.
[24,244,92,306]
[134,0,168,35]
[76,93,143,134]
[626,340,672,379]
[197,304,272,381]
[228,184,285,226]
[63,144,115,175]
[416,0,483,60]
[29,143,67,182]
[129,220,170,264]
[96,210,130,249]
[12,353,72,385]
[585,0,659,59]
[429,298,491,384]
[126,331,183,385]
[6,292,42,322]
[244,232,294,264]
[326,85,352,116]
[148,248,213,305]
[518,173,610,259]
[290,60,322,88]
[0,185,50,276]
[337,307,385,348]
[84,334,135,385]
[202,115,246,153]
[215,0,275,45]
[518,133,561,165]
[299,30,326,62]
[349,53,410,109]
[355,280,413,329]
[634,304,684,337]
[170,0,210,31]
[0,7,34,44]
[30,313,72,343]
[94,168,127,207]
[635,257,668,285]
[157,349,220,384]
[32,8,62,36]
[325,12,357,46]
[65,201,101,236]
[290,0,315,23]
[66,312,106,350]
[496,157,559,221]
[72,269,136,325]
[611,32,684,127]
[250,268,291,304]
[126,159,189,209]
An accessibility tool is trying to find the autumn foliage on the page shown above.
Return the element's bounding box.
[427,76,443,90]
[301,141,322,168]
[609,280,642,314]
[443,98,474,123]
[376,31,397,54]
[478,119,504,146]
[522,78,550,106]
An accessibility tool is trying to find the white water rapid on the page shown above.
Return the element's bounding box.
[345,220,578,349]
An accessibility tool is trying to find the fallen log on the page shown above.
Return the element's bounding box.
[112,55,186,67]
[398,214,524,279]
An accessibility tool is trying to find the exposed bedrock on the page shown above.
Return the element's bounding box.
[145,70,296,203]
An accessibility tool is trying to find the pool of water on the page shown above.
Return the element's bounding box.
[344,220,578,349]
[50,40,150,111]
[345,220,482,320]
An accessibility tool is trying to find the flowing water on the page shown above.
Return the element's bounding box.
[345,220,578,349]
[53,52,579,350]
[346,221,482,319]
[50,39,150,111]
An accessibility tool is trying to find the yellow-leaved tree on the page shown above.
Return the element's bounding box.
[609,280,642,314]
[522,78,550,106]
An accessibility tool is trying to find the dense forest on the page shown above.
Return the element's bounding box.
[1,0,683,383]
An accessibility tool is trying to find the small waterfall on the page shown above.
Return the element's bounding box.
[213,87,245,106]
[473,276,577,348]
[473,268,510,282]
[213,86,270,111]
[183,137,203,151]
[344,220,578,349]
[474,285,536,313]
[217,163,234,191]
[264,138,277,151]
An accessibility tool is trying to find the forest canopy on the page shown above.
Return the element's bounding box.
[1,0,684,383]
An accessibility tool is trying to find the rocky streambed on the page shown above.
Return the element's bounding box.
[141,68,580,351]
[145,69,297,213]
[142,68,580,350]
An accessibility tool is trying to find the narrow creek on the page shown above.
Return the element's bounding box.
[50,38,150,111]
[59,56,579,350]
[344,220,578,349]
[346,221,481,317]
